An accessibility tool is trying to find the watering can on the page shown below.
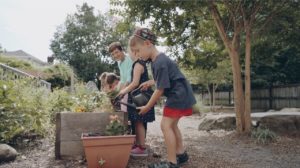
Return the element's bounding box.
[113,88,153,110]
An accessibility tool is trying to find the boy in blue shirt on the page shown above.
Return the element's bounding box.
[129,28,196,168]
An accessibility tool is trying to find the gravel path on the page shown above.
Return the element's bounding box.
[1,113,299,168]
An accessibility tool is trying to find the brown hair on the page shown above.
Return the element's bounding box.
[99,72,120,91]
[106,73,120,85]
[108,42,123,53]
[129,36,143,48]
[99,72,108,90]
[129,28,157,47]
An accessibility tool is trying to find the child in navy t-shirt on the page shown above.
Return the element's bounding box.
[128,28,196,168]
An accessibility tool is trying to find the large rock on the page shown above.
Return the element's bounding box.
[198,112,300,135]
[258,115,300,135]
[279,108,300,112]
[198,114,236,131]
[85,81,99,92]
[0,144,18,162]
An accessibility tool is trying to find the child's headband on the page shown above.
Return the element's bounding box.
[134,28,157,44]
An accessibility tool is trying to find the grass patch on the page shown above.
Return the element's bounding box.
[251,128,277,144]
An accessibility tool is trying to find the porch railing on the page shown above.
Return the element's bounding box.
[0,63,51,90]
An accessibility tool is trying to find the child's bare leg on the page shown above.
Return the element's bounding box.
[173,119,185,154]
[161,116,177,164]
[136,121,146,147]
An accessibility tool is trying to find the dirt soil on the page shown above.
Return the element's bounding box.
[0,113,299,168]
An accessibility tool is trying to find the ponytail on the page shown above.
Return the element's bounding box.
[99,72,108,91]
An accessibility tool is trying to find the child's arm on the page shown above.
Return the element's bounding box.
[118,63,144,96]
[119,82,128,90]
[137,89,164,115]
[139,79,155,90]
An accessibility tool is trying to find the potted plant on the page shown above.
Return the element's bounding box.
[81,114,135,168]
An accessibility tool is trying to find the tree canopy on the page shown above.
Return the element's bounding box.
[51,3,134,82]
[250,4,300,87]
[111,0,299,133]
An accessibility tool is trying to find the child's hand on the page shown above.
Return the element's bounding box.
[137,106,149,115]
[117,89,126,97]
[139,80,154,91]
[116,94,124,100]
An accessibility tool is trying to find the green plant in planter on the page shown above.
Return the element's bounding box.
[81,113,135,168]
[104,115,126,136]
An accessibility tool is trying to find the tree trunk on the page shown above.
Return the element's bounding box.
[244,24,252,133]
[212,84,215,112]
[209,2,245,133]
[207,83,213,111]
[212,83,219,112]
[230,49,245,133]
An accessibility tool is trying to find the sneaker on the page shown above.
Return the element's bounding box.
[130,146,148,157]
[131,144,139,150]
[176,151,189,165]
[148,161,179,168]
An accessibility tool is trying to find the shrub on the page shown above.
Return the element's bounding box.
[0,79,51,143]
[251,128,277,144]
[43,63,75,89]
[0,79,114,143]
[0,56,33,70]
[48,89,74,123]
[192,103,201,114]
[194,95,210,113]
[71,83,114,113]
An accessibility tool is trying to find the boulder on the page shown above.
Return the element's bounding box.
[198,114,236,131]
[198,112,300,135]
[0,144,18,162]
[258,115,300,135]
[85,81,99,92]
[279,108,300,112]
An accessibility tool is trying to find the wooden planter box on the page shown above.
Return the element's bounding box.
[81,134,135,168]
[55,112,127,159]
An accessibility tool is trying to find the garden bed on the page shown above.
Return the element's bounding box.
[55,112,127,159]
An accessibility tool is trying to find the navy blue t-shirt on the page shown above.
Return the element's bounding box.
[151,53,196,109]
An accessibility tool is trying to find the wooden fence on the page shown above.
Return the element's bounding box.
[0,63,51,90]
[199,84,300,110]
